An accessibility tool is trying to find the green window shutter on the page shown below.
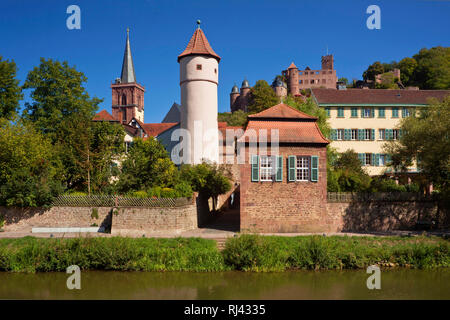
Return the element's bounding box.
[386,154,392,164]
[371,129,375,141]
[251,155,259,182]
[392,108,398,118]
[276,156,283,182]
[310,156,319,182]
[330,129,337,140]
[288,155,296,182]
[371,108,375,118]
[344,129,349,140]
[374,154,380,166]
[358,129,364,141]
[358,153,365,166]
[379,108,385,118]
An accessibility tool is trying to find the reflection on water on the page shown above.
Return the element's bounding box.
[0,269,449,300]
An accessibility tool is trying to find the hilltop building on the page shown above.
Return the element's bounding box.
[230,55,338,112]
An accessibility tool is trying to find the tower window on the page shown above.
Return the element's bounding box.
[196,64,202,70]
[122,94,127,105]
[214,68,217,74]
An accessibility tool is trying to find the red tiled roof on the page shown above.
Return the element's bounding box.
[312,88,450,105]
[178,28,221,62]
[141,122,178,137]
[92,110,117,122]
[239,104,328,144]
[248,103,317,120]
[239,120,328,144]
[287,62,297,69]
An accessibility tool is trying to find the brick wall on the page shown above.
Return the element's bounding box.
[111,204,197,236]
[326,200,442,232]
[0,206,112,232]
[240,145,330,233]
[0,201,199,235]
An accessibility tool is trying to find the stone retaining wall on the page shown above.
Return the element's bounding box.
[326,200,442,232]
[110,204,197,236]
[0,206,112,232]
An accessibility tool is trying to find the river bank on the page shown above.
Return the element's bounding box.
[0,235,448,272]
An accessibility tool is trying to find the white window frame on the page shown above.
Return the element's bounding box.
[363,108,371,118]
[379,154,386,166]
[393,129,399,140]
[364,129,371,140]
[336,129,344,140]
[296,156,309,181]
[260,156,274,182]
[364,153,372,166]
[379,129,386,140]
[351,129,358,141]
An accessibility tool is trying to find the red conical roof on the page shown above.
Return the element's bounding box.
[288,62,297,69]
[178,28,221,62]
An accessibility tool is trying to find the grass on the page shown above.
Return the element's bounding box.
[222,235,450,271]
[0,235,448,273]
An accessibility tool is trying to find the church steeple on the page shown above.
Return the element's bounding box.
[120,28,136,83]
[111,27,145,124]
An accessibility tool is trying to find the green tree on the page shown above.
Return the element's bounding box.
[332,150,371,192]
[0,120,63,207]
[22,58,101,139]
[338,77,349,85]
[412,46,450,89]
[397,57,418,85]
[89,121,125,194]
[21,58,123,192]
[247,80,279,114]
[117,137,178,193]
[218,110,248,127]
[0,56,23,120]
[363,61,384,81]
[180,162,231,210]
[283,95,330,138]
[384,96,450,194]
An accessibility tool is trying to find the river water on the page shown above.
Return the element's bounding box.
[0,269,449,300]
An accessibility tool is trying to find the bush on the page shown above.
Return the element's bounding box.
[0,237,227,273]
[369,178,407,192]
[174,181,193,198]
[222,235,450,271]
[129,191,148,199]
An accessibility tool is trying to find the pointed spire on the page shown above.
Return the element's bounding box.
[178,21,221,62]
[120,27,136,83]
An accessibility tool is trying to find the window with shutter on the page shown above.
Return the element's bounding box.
[311,156,319,182]
[288,156,296,182]
[276,156,283,182]
[358,153,365,166]
[251,155,259,182]
[371,129,375,140]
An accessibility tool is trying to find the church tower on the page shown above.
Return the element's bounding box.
[178,21,220,164]
[111,28,145,124]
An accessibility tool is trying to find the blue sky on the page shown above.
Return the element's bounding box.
[1,0,449,123]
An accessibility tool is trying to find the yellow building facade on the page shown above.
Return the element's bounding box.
[311,88,450,175]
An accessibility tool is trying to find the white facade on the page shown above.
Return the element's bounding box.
[179,55,220,164]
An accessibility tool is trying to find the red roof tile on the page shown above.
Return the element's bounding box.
[92,110,117,122]
[287,62,297,69]
[141,123,178,137]
[312,88,450,105]
[178,28,221,62]
[239,120,328,144]
[248,103,317,120]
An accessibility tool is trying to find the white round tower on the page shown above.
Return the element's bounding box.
[178,21,221,164]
